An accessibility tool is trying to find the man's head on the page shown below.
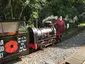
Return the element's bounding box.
[59,16,63,21]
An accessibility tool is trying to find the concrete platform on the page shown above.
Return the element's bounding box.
[61,47,85,64]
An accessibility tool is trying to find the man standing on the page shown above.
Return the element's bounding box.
[52,16,65,42]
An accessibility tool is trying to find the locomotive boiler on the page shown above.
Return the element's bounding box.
[28,26,56,50]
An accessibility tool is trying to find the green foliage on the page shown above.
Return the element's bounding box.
[39,0,85,20]
[0,0,85,24]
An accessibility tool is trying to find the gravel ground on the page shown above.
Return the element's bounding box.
[7,29,85,64]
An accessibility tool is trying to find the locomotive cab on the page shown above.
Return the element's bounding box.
[0,20,28,63]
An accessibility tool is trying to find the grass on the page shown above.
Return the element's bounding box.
[78,23,85,27]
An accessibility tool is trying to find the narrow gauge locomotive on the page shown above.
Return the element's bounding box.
[0,20,57,63]
[0,20,28,63]
[28,21,56,50]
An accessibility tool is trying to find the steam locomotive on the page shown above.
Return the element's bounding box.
[0,20,56,63]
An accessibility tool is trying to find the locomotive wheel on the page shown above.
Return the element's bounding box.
[56,36,62,43]
[40,45,45,50]
[29,48,36,53]
[39,43,46,50]
[52,42,56,47]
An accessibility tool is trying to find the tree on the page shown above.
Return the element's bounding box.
[0,0,85,22]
